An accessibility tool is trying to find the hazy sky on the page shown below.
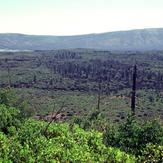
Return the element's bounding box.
[0,0,163,35]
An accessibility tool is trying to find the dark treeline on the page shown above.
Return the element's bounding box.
[1,49,163,93]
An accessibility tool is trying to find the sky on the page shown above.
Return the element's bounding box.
[0,0,163,35]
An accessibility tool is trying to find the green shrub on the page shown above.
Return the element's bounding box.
[0,104,20,134]
[138,143,163,163]
[0,88,33,118]
[0,132,10,162]
[0,118,136,162]
[104,115,163,155]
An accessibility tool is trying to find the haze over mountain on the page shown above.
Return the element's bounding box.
[1,28,163,51]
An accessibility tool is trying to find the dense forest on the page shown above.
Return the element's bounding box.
[0,49,163,162]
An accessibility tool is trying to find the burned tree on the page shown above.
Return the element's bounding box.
[131,65,137,115]
[97,82,101,110]
[49,66,55,87]
[5,58,11,87]
[33,74,37,84]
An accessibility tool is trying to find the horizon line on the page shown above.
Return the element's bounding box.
[1,27,163,37]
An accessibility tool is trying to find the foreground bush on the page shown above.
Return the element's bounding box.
[104,115,163,155]
[0,104,162,162]
[0,104,21,134]
[0,119,136,162]
[138,144,163,163]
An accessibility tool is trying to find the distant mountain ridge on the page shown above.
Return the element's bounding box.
[1,28,163,51]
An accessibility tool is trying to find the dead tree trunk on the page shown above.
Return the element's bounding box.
[131,65,137,115]
[5,59,11,87]
[97,82,101,110]
[50,67,54,87]
[33,74,37,84]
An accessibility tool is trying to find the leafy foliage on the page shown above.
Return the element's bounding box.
[0,104,20,134]
[104,115,163,155]
[0,116,136,162]
[0,88,33,118]
[0,103,162,162]
[138,144,163,163]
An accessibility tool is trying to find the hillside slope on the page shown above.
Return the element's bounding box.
[1,28,163,50]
